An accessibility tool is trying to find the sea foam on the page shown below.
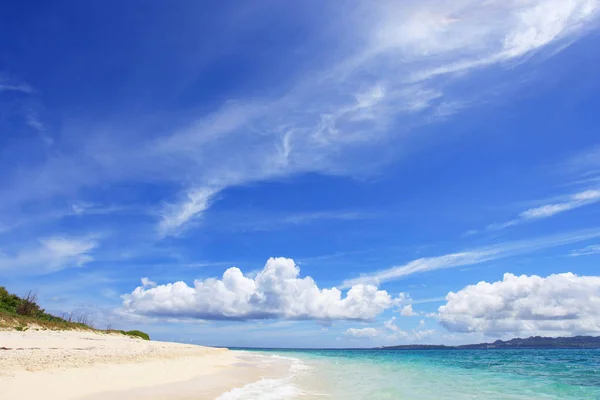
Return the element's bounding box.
[215,378,303,400]
[216,354,310,400]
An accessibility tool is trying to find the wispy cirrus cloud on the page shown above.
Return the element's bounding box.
[0,236,98,275]
[565,144,600,173]
[487,189,600,230]
[148,0,599,235]
[342,228,600,287]
[158,187,221,237]
[207,210,382,234]
[0,82,33,93]
[0,79,51,142]
[520,190,600,218]
[562,144,600,189]
[2,1,599,239]
[570,244,600,256]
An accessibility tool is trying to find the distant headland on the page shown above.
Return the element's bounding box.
[378,336,600,350]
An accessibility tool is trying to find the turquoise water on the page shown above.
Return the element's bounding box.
[233,349,600,399]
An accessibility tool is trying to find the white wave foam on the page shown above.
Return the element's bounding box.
[290,360,313,372]
[215,378,303,400]
[267,354,301,361]
[216,353,316,399]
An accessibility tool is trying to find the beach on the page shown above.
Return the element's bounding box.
[2,330,599,399]
[0,330,293,400]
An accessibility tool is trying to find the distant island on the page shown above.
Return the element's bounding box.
[379,336,600,350]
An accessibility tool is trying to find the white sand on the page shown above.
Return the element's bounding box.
[0,330,281,400]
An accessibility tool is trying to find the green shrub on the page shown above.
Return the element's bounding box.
[127,330,150,340]
[1,286,149,339]
[115,330,150,340]
[1,287,47,318]
[107,329,150,340]
[0,286,22,314]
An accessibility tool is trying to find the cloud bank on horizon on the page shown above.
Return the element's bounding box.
[1,0,600,346]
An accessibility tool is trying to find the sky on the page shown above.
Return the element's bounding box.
[1,0,600,348]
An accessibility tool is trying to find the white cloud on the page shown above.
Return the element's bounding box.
[488,189,600,230]
[223,210,383,233]
[412,329,437,341]
[501,0,598,58]
[141,277,157,288]
[374,0,599,82]
[3,1,597,237]
[438,272,600,336]
[122,257,396,321]
[567,144,600,173]
[384,317,402,333]
[345,327,381,338]
[344,318,439,343]
[382,316,436,342]
[343,228,600,286]
[400,304,418,317]
[70,203,124,217]
[158,187,221,237]
[519,189,600,219]
[570,244,600,256]
[412,297,446,305]
[0,83,33,93]
[343,251,499,287]
[0,236,97,275]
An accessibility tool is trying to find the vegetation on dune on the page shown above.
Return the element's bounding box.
[109,329,151,341]
[0,286,150,340]
[0,287,85,330]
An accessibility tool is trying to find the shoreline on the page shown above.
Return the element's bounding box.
[0,330,294,399]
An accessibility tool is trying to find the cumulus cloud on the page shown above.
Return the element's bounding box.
[122,257,396,321]
[384,317,402,333]
[400,304,418,317]
[438,273,600,336]
[0,236,97,275]
[345,317,437,343]
[383,317,436,341]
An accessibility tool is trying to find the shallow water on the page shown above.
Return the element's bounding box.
[221,349,600,399]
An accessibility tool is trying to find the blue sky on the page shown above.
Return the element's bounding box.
[1,0,600,348]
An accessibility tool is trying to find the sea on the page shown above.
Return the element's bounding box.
[217,348,600,399]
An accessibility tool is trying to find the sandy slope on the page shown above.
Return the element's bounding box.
[0,330,272,400]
